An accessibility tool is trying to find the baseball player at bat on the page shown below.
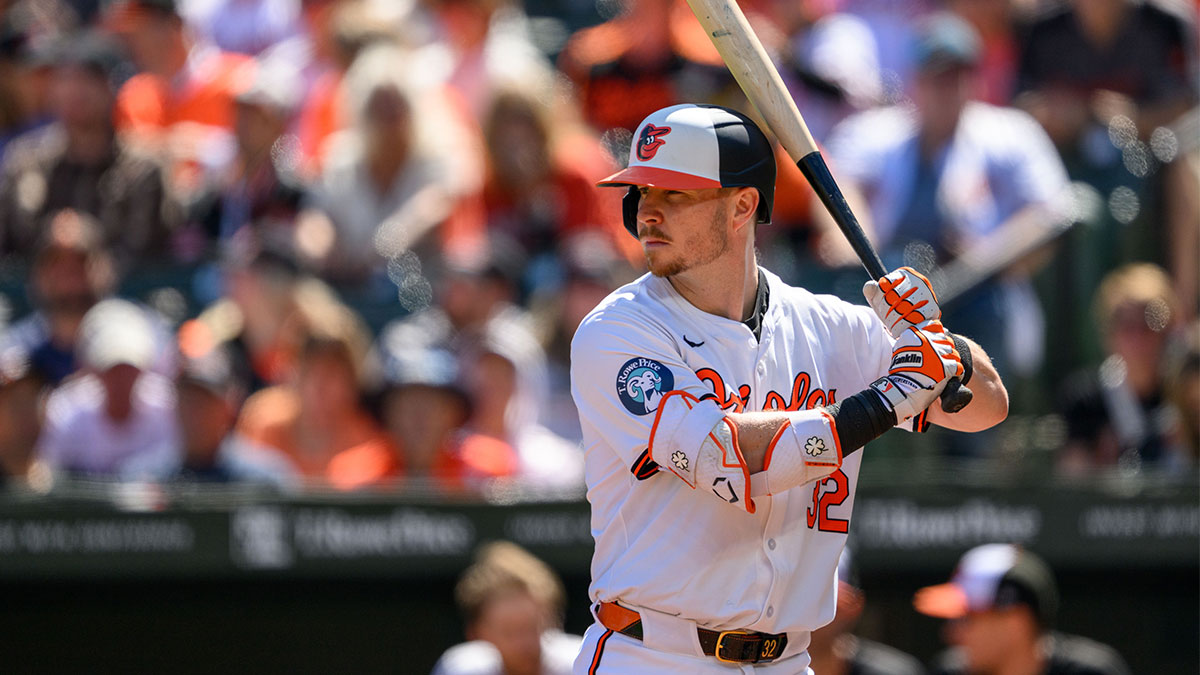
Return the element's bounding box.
[570,104,1009,674]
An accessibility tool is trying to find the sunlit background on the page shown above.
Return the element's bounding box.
[0,0,1195,672]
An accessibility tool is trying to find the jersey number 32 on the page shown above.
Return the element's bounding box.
[806,469,849,533]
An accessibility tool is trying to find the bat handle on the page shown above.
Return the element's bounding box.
[939,377,973,413]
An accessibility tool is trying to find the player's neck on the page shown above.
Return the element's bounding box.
[667,242,759,322]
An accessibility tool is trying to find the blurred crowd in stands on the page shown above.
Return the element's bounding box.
[0,0,1194,494]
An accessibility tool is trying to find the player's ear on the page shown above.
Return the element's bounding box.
[731,187,759,233]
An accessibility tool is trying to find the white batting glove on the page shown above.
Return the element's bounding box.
[863,266,941,338]
[869,322,963,424]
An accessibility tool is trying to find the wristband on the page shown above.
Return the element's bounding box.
[824,388,897,454]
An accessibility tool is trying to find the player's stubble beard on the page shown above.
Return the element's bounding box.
[645,204,731,278]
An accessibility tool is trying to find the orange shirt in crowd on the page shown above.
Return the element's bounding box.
[115,47,250,135]
[235,385,396,478]
[295,68,347,176]
[326,433,519,491]
[557,2,724,132]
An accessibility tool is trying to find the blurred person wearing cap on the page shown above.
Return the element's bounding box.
[433,541,583,675]
[326,347,517,491]
[179,53,305,255]
[809,548,926,675]
[301,41,484,285]
[36,298,181,479]
[0,345,48,488]
[171,342,297,487]
[914,544,1129,675]
[0,30,176,262]
[183,243,307,391]
[1057,263,1192,476]
[825,12,1069,452]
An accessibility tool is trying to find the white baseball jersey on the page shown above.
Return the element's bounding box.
[570,268,898,636]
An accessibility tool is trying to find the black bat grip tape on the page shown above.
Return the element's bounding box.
[940,333,974,413]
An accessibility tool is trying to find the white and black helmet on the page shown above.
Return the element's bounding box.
[598,104,777,237]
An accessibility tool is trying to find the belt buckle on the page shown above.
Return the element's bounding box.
[714,630,754,664]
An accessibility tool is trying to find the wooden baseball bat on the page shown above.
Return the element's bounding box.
[684,0,972,412]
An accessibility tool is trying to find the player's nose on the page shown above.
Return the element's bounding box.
[636,194,664,228]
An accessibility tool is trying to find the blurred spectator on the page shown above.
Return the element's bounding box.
[172,341,297,487]
[557,0,730,133]
[1162,321,1200,468]
[37,298,179,480]
[462,328,582,491]
[480,87,631,270]
[809,547,926,675]
[432,541,582,675]
[1057,263,1190,476]
[180,54,305,254]
[378,238,582,489]
[915,543,1130,675]
[290,0,398,176]
[1164,112,1199,324]
[0,31,175,262]
[177,0,302,56]
[0,345,46,488]
[840,0,938,101]
[529,234,632,443]
[420,0,555,123]
[945,0,1021,105]
[784,11,884,144]
[182,245,306,390]
[235,290,391,479]
[0,213,173,384]
[826,12,1070,385]
[327,347,517,491]
[108,0,251,199]
[0,2,64,159]
[302,41,483,285]
[1015,0,1196,150]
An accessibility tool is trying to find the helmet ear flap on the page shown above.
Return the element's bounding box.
[622,187,640,238]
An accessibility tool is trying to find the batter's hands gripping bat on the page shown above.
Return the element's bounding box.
[684,0,972,413]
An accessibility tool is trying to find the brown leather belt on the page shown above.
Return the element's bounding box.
[596,601,789,664]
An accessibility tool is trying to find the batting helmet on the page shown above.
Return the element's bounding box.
[598,104,777,237]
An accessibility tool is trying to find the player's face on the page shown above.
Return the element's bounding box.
[635,186,735,278]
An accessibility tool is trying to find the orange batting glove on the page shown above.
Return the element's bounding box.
[863,267,941,338]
